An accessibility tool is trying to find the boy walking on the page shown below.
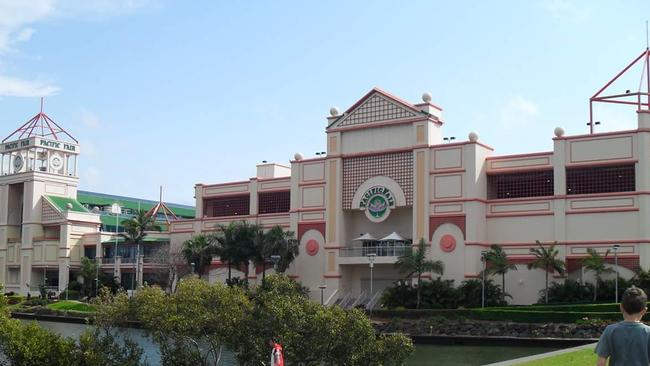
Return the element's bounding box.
[596,287,650,366]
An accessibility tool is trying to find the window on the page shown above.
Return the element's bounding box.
[258,191,290,214]
[566,164,635,195]
[487,170,554,199]
[204,195,250,217]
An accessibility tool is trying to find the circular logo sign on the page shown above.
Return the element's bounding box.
[359,186,396,223]
[49,153,63,171]
[13,154,24,172]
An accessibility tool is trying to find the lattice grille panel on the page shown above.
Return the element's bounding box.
[258,191,290,214]
[42,200,61,221]
[342,152,413,209]
[205,195,250,217]
[487,170,554,199]
[566,165,635,195]
[338,94,416,127]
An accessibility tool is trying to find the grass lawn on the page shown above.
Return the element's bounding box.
[515,348,596,366]
[47,300,95,313]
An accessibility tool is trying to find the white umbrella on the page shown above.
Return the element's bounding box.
[379,232,405,242]
[353,233,377,241]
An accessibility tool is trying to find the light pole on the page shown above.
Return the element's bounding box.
[318,284,327,305]
[191,262,196,275]
[613,244,620,303]
[368,253,376,297]
[110,203,121,264]
[481,251,487,308]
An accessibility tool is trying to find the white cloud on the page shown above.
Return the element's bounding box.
[80,108,101,128]
[0,0,157,97]
[0,75,59,97]
[500,95,539,128]
[543,0,591,24]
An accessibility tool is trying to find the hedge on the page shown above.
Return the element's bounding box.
[370,306,626,323]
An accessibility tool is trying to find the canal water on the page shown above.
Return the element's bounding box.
[29,320,559,366]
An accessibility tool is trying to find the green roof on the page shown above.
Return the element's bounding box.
[77,191,195,218]
[46,196,89,213]
[101,237,170,245]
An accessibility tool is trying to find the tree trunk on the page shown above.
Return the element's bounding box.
[502,274,506,303]
[228,263,232,280]
[416,273,422,310]
[262,262,266,282]
[545,270,549,304]
[594,278,598,302]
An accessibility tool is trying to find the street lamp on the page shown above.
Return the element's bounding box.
[613,244,620,303]
[110,203,121,287]
[368,253,376,297]
[318,284,327,305]
[481,251,487,308]
[190,262,196,275]
[270,255,281,271]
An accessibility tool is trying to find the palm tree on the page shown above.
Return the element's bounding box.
[395,239,444,309]
[527,241,566,304]
[485,244,517,302]
[582,248,613,302]
[251,225,299,282]
[214,221,258,280]
[120,210,161,287]
[181,234,216,277]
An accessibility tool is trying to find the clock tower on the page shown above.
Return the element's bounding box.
[0,99,99,295]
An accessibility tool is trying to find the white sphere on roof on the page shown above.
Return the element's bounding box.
[329,107,340,117]
[554,127,565,137]
[468,131,479,142]
[422,92,432,103]
[66,203,73,210]
[92,206,100,214]
[294,152,304,161]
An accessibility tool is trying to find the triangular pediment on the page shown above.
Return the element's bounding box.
[42,197,65,222]
[328,88,420,129]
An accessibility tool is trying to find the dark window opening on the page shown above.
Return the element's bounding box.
[258,191,290,214]
[566,164,635,195]
[487,170,554,199]
[204,195,250,217]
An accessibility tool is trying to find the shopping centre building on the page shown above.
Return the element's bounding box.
[2,49,650,304]
[0,106,193,295]
[167,49,650,305]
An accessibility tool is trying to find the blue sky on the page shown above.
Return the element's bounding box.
[0,0,649,204]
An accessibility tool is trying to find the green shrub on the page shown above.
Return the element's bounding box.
[540,280,593,304]
[22,298,48,307]
[6,295,23,305]
[457,279,509,307]
[381,278,461,309]
[59,290,80,300]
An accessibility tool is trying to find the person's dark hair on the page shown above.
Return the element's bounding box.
[622,287,648,314]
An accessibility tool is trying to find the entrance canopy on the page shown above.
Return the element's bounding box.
[353,233,377,241]
[379,232,405,242]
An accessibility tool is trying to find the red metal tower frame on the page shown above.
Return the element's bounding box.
[2,98,78,143]
[589,48,650,134]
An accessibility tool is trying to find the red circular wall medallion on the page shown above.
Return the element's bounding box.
[306,239,319,256]
[440,235,456,253]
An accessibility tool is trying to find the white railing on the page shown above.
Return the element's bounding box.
[339,245,412,258]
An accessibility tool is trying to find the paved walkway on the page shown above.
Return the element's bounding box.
[483,342,597,366]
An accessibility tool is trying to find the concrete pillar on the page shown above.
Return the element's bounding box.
[636,112,650,268]
[58,258,69,292]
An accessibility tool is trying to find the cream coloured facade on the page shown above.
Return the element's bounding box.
[169,87,650,305]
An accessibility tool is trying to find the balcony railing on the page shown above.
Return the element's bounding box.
[339,245,412,258]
